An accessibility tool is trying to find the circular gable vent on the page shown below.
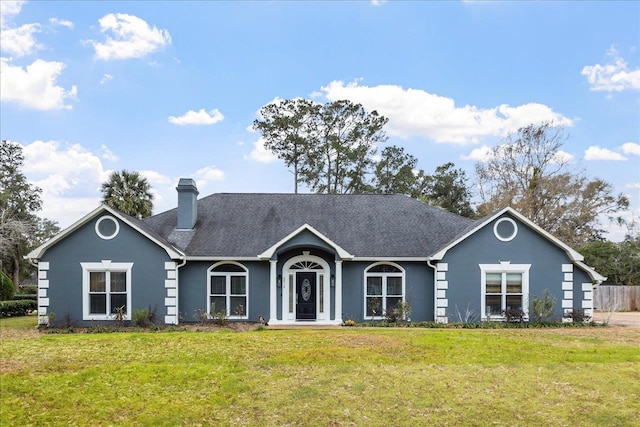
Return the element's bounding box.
[95,215,120,240]
[493,217,518,242]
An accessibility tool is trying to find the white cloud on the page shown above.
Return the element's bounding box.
[622,142,640,156]
[246,138,279,163]
[462,146,574,164]
[194,166,225,191]
[0,23,41,56]
[626,183,640,189]
[371,0,387,6]
[86,13,172,61]
[0,57,77,110]
[321,80,573,145]
[99,73,113,85]
[100,144,118,162]
[49,17,73,29]
[461,145,493,161]
[0,1,25,23]
[168,108,224,126]
[552,150,575,164]
[20,140,112,227]
[581,48,640,92]
[139,170,173,209]
[584,146,627,161]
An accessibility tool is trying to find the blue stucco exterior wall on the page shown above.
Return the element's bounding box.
[341,261,434,322]
[178,261,270,322]
[440,214,592,322]
[40,213,172,327]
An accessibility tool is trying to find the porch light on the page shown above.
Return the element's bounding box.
[330,274,335,287]
[277,274,282,288]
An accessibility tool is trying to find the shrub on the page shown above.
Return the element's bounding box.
[213,310,228,326]
[13,294,37,301]
[132,308,152,327]
[503,308,525,323]
[194,308,208,324]
[0,300,37,317]
[19,285,38,295]
[0,271,15,301]
[384,300,412,323]
[564,309,592,323]
[531,289,556,322]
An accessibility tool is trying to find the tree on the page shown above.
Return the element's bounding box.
[579,238,640,286]
[1,140,59,289]
[304,100,388,194]
[254,99,388,194]
[372,145,425,197]
[422,162,474,217]
[475,122,628,247]
[100,170,154,218]
[253,99,318,193]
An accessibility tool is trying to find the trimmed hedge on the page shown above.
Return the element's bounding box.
[13,294,38,301]
[0,300,37,317]
[0,271,14,301]
[19,285,38,295]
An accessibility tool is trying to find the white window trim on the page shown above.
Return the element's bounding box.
[364,262,406,320]
[207,261,249,319]
[480,262,530,321]
[81,261,133,321]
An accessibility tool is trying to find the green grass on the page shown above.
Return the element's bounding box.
[1,318,639,426]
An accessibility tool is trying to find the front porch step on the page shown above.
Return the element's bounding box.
[266,324,344,330]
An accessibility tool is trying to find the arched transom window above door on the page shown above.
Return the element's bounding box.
[290,260,323,270]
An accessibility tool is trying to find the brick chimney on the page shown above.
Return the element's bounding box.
[176,178,199,229]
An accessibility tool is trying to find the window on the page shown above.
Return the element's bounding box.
[95,215,120,240]
[364,263,404,318]
[480,263,530,320]
[81,262,133,320]
[208,262,248,319]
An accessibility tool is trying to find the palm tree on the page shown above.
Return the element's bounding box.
[100,170,154,219]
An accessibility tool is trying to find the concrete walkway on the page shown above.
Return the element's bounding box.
[593,311,640,327]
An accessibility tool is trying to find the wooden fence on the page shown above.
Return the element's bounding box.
[593,286,640,311]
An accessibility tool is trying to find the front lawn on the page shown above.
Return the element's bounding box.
[1,317,638,426]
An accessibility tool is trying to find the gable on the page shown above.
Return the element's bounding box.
[432,207,605,282]
[26,205,183,261]
[258,224,354,260]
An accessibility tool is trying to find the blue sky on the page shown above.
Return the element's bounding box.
[1,1,639,240]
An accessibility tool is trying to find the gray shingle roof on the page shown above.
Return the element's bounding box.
[143,193,474,258]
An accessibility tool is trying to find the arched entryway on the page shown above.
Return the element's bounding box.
[282,253,331,322]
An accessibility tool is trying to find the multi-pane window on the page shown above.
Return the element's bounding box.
[209,263,248,318]
[88,271,127,315]
[485,272,523,315]
[480,263,530,320]
[81,262,132,321]
[365,264,404,318]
